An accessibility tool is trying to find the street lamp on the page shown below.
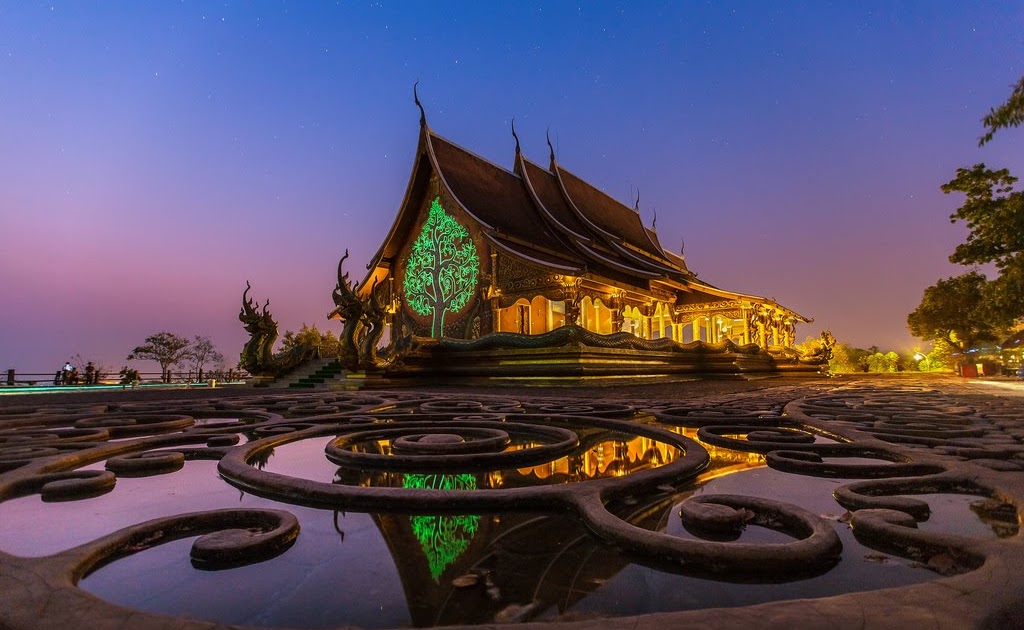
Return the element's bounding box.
[914,351,930,372]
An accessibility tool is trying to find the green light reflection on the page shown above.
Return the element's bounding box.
[404,473,481,581]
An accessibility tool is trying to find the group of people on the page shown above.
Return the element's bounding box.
[54,361,100,385]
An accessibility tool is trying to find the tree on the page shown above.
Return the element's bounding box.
[865,351,900,373]
[127,332,191,381]
[980,75,1024,146]
[907,272,1011,353]
[403,197,480,337]
[187,335,224,376]
[280,323,340,357]
[942,164,1024,319]
[944,165,1024,268]
[940,74,1024,322]
[827,343,859,373]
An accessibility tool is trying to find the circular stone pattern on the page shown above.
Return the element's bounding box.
[74,413,194,437]
[392,428,511,455]
[325,421,578,471]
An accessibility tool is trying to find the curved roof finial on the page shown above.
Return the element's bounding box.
[511,117,520,155]
[634,188,641,213]
[413,81,426,128]
[652,206,658,230]
[546,127,555,166]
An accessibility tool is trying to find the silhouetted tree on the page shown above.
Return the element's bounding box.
[907,272,1011,353]
[943,164,1024,319]
[187,335,224,377]
[979,75,1024,146]
[128,332,191,381]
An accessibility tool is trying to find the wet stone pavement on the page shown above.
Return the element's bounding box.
[0,375,1022,629]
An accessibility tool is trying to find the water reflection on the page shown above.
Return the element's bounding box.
[370,508,646,626]
[403,474,481,580]
[327,431,701,488]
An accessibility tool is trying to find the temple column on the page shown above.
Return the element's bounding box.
[491,298,501,333]
[489,251,500,334]
[742,310,751,345]
[692,319,700,342]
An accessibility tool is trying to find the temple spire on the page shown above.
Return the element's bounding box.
[413,81,427,128]
[546,127,555,168]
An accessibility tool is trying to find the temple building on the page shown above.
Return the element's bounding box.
[348,102,811,361]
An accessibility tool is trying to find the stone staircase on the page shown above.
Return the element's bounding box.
[258,358,344,389]
[285,358,345,389]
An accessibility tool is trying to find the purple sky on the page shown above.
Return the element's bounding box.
[2,2,1022,375]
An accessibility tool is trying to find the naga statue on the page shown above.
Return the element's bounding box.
[329,250,412,372]
[239,282,318,377]
[357,278,388,371]
[239,281,279,376]
[329,250,364,370]
[778,328,836,368]
[806,329,837,365]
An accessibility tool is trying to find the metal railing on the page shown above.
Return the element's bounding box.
[2,368,251,388]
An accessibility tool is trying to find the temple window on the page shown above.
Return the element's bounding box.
[581,297,595,332]
[623,306,643,337]
[550,300,566,330]
[499,299,531,334]
[593,298,612,334]
[530,296,548,334]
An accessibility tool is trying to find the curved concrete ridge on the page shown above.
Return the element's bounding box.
[575,492,843,576]
[216,415,712,512]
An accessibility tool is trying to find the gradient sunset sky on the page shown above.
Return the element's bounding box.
[1,2,1022,374]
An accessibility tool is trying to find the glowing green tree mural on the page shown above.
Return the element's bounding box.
[404,473,480,581]
[403,198,479,337]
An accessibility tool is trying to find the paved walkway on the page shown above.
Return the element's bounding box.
[0,375,1021,629]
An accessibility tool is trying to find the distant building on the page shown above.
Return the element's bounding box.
[1000,330,1024,375]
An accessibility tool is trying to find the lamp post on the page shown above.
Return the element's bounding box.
[914,351,930,372]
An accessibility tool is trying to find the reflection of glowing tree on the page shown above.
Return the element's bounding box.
[404,473,480,581]
[403,198,479,337]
